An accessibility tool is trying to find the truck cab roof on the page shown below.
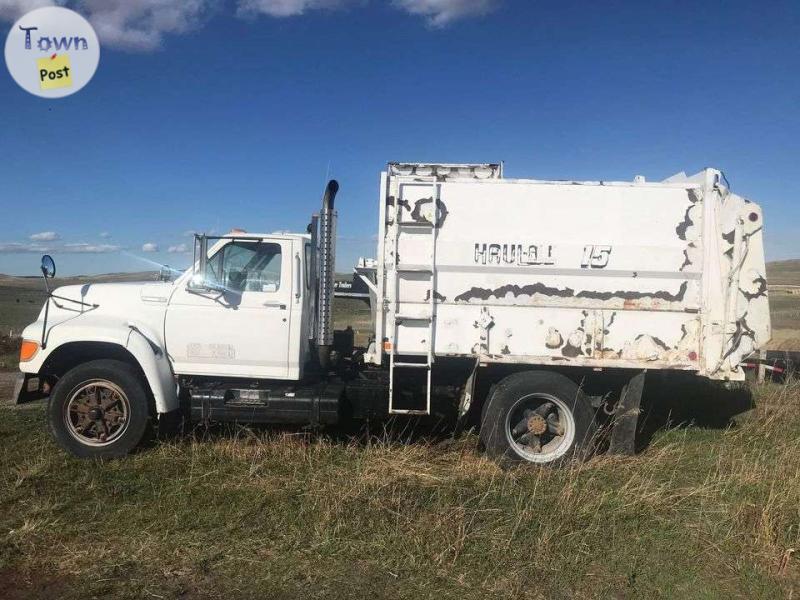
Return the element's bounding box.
[218,231,310,242]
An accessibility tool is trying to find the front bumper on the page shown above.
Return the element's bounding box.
[13,373,45,405]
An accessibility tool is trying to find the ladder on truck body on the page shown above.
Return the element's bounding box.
[388,178,438,415]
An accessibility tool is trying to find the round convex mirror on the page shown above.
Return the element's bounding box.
[41,254,56,278]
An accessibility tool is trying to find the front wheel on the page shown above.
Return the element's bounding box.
[48,359,151,459]
[480,370,597,467]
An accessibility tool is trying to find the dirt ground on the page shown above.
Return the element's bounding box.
[0,371,17,401]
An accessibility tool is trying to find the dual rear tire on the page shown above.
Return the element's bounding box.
[480,371,597,467]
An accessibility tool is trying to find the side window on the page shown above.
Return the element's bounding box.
[206,249,223,285]
[208,242,282,293]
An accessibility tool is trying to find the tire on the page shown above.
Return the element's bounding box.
[48,359,151,459]
[480,370,597,467]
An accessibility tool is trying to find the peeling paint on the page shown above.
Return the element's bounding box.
[621,334,668,361]
[577,282,688,302]
[676,190,700,241]
[740,272,767,300]
[409,197,449,227]
[544,327,563,349]
[722,312,756,361]
[453,281,688,304]
[676,206,694,240]
[424,290,446,302]
[560,310,602,358]
[680,242,699,272]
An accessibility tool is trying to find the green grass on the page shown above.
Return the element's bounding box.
[1,384,799,598]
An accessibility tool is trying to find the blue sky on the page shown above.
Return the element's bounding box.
[0,0,798,276]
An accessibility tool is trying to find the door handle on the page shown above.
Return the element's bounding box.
[263,301,287,309]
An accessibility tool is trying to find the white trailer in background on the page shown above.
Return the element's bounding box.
[16,163,770,466]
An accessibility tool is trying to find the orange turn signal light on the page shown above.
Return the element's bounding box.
[19,340,39,362]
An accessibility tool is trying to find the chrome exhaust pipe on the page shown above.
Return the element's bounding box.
[316,179,339,369]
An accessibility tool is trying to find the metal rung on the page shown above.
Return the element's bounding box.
[393,362,430,369]
[395,315,432,322]
[396,265,433,273]
[398,220,434,228]
[390,409,430,415]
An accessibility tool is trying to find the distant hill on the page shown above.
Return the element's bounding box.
[0,272,157,290]
[766,260,800,286]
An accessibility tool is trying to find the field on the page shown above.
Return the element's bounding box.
[764,260,800,351]
[0,382,798,598]
[0,264,799,598]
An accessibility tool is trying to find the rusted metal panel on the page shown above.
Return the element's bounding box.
[371,163,770,381]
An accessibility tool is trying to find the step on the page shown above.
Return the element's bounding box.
[395,265,433,273]
[394,314,432,322]
[397,220,434,228]
[392,362,431,369]
[389,409,431,415]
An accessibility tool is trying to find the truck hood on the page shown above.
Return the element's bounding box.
[22,280,176,346]
[51,281,174,309]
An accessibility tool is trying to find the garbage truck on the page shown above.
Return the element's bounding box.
[14,162,770,465]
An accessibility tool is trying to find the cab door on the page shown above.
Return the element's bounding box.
[165,239,294,379]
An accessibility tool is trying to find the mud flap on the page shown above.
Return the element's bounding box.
[454,358,480,435]
[608,370,646,455]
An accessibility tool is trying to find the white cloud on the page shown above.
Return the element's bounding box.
[63,242,121,253]
[0,0,56,22]
[99,231,111,238]
[236,0,355,18]
[142,242,159,252]
[77,0,216,51]
[167,243,188,253]
[0,241,52,253]
[0,0,496,53]
[0,0,214,51]
[0,240,120,253]
[392,0,498,26]
[29,231,60,241]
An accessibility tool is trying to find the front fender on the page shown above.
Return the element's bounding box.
[20,315,178,414]
[126,322,178,413]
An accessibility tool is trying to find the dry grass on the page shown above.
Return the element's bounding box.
[1,382,799,598]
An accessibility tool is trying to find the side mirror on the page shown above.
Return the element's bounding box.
[189,272,225,293]
[41,255,56,278]
[158,265,173,282]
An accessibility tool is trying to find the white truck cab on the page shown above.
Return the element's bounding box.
[16,180,341,458]
[166,232,313,381]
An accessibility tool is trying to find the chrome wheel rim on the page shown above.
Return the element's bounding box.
[64,380,130,447]
[504,393,576,463]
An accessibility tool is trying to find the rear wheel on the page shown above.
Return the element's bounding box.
[480,370,596,467]
[48,360,151,459]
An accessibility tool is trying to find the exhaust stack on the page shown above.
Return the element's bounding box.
[316,179,339,369]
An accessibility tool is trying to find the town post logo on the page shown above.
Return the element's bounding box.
[4,7,99,99]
